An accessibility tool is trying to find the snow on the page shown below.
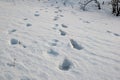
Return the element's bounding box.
[0,0,120,80]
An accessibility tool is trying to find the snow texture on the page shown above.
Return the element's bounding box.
[0,0,120,80]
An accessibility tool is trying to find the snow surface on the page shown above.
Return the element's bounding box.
[0,0,120,80]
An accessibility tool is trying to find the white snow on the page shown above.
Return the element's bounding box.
[0,0,120,80]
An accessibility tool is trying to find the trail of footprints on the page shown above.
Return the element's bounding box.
[7,11,40,70]
[8,8,84,75]
[49,13,84,71]
[9,10,41,47]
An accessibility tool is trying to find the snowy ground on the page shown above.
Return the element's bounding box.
[0,0,120,80]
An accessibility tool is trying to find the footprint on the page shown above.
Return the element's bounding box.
[59,58,73,71]
[26,23,32,27]
[53,16,59,21]
[22,45,27,48]
[107,30,112,33]
[23,18,28,20]
[60,15,64,17]
[61,24,68,28]
[79,18,82,20]
[70,39,83,50]
[58,9,62,12]
[54,11,58,13]
[50,39,59,46]
[51,42,57,46]
[113,33,120,37]
[34,13,40,16]
[52,24,59,30]
[55,24,59,27]
[7,63,15,67]
[34,11,40,16]
[55,6,59,9]
[53,39,59,42]
[10,38,19,45]
[59,29,66,36]
[9,29,16,34]
[47,49,59,56]
[83,21,90,23]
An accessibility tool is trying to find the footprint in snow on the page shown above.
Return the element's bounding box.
[70,39,83,50]
[61,24,68,28]
[10,38,19,45]
[8,29,17,34]
[7,63,15,67]
[26,23,32,27]
[10,39,26,48]
[34,11,40,16]
[54,11,59,13]
[79,18,82,20]
[107,30,112,33]
[47,49,59,56]
[53,16,59,21]
[59,29,66,36]
[83,21,90,23]
[23,18,28,20]
[50,39,59,46]
[52,24,59,30]
[34,13,40,16]
[113,33,120,37]
[59,58,73,71]
[53,39,59,42]
[58,9,62,12]
[60,15,64,17]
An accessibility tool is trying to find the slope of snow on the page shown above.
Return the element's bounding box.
[0,0,120,80]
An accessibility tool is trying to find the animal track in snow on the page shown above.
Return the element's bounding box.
[61,24,68,28]
[55,24,59,27]
[26,23,32,27]
[23,18,28,20]
[47,49,59,56]
[8,29,16,34]
[58,9,62,12]
[53,39,59,42]
[34,13,40,16]
[60,15,64,17]
[54,11,58,13]
[50,39,59,46]
[83,21,90,23]
[59,29,66,36]
[53,16,59,21]
[107,30,112,33]
[7,63,15,67]
[10,39,26,48]
[59,58,73,71]
[10,38,19,45]
[113,33,120,37]
[34,11,40,16]
[70,39,83,50]
[52,24,59,30]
